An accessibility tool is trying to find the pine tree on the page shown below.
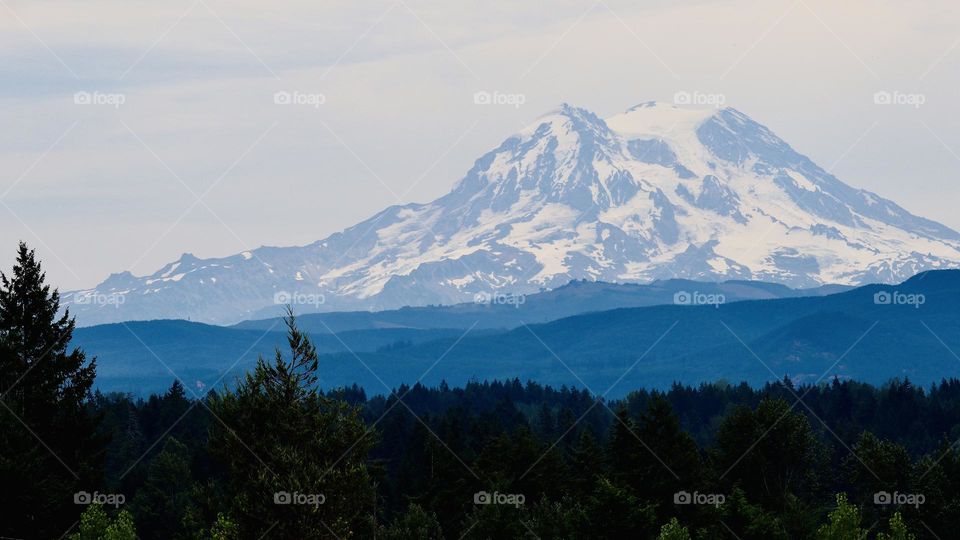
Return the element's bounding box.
[206,309,376,538]
[714,398,824,510]
[0,242,96,415]
[816,493,866,540]
[606,406,642,484]
[0,242,102,537]
[634,396,703,509]
[130,437,193,539]
[569,430,603,497]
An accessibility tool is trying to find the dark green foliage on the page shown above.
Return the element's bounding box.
[714,397,826,511]
[0,243,103,538]
[130,437,193,539]
[720,488,789,540]
[657,517,691,540]
[816,493,866,540]
[205,310,376,538]
[82,374,959,539]
[523,495,592,539]
[378,503,444,540]
[68,503,137,540]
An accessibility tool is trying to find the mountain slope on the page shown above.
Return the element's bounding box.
[304,269,960,396]
[79,270,960,396]
[74,320,477,395]
[233,277,848,333]
[75,277,842,395]
[66,102,960,326]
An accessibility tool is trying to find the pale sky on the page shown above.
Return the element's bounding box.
[1,0,959,290]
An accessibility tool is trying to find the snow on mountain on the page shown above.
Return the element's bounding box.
[66,101,960,325]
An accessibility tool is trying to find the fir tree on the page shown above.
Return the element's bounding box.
[0,242,102,537]
[130,437,193,539]
[206,308,376,538]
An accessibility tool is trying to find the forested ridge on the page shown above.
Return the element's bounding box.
[2,242,956,539]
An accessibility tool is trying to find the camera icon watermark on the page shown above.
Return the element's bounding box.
[274,491,325,507]
[73,291,126,308]
[73,91,126,109]
[873,290,924,309]
[673,490,725,508]
[873,90,925,109]
[473,90,526,109]
[673,90,725,108]
[874,491,924,508]
[274,90,326,108]
[473,490,525,508]
[274,290,326,308]
[673,290,725,308]
[74,491,125,508]
[473,291,526,308]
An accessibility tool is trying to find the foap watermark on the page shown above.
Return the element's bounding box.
[874,491,925,509]
[474,291,526,308]
[674,490,725,508]
[74,491,125,508]
[873,91,925,109]
[474,490,525,508]
[673,90,725,108]
[473,90,526,109]
[274,491,326,507]
[873,290,924,309]
[74,292,126,308]
[73,91,126,109]
[274,291,326,308]
[274,90,326,108]
[673,291,725,308]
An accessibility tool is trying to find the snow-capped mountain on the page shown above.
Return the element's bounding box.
[67,101,960,326]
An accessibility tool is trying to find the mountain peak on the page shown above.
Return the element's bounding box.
[524,103,608,133]
[65,102,960,326]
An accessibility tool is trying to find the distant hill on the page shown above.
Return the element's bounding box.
[319,270,957,395]
[75,272,960,397]
[75,321,478,396]
[83,276,838,395]
[233,278,848,333]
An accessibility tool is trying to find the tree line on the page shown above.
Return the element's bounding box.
[1,242,956,538]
